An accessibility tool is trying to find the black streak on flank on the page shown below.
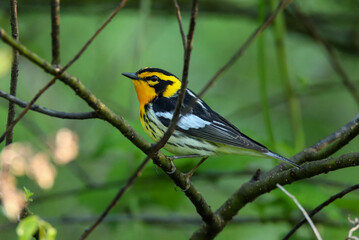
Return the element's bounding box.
[146,123,156,134]
[144,104,150,112]
[184,144,215,153]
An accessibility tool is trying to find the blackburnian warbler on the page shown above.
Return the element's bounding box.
[123,67,298,168]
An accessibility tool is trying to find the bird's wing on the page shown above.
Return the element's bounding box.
[152,89,269,153]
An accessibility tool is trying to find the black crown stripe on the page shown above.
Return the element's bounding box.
[136,68,178,78]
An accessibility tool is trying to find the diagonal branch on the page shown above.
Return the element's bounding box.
[0,73,58,144]
[152,0,198,154]
[0,90,97,119]
[277,184,322,240]
[191,152,359,239]
[283,183,359,239]
[0,0,128,145]
[198,0,293,97]
[0,23,217,235]
[268,113,359,174]
[291,4,359,107]
[294,114,359,162]
[173,0,186,49]
[191,112,359,238]
[0,27,156,160]
[79,156,151,240]
[80,1,219,237]
[147,1,219,226]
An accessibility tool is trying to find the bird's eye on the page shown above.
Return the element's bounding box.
[150,75,160,81]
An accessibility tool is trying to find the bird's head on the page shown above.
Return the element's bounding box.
[122,68,181,107]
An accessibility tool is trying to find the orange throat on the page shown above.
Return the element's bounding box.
[132,80,156,108]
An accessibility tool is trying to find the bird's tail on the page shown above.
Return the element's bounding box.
[264,151,300,168]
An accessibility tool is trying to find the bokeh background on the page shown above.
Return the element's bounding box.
[1,0,359,239]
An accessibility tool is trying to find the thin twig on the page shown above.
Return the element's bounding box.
[292,4,359,107]
[0,214,341,231]
[283,183,359,239]
[4,1,359,56]
[152,0,198,154]
[80,1,218,237]
[28,171,356,206]
[0,24,215,232]
[276,184,322,240]
[79,156,151,240]
[173,0,186,49]
[348,216,359,240]
[0,0,128,144]
[1,0,20,222]
[5,0,20,145]
[198,0,293,97]
[0,76,58,144]
[191,152,359,239]
[267,113,359,174]
[31,169,255,204]
[0,89,97,119]
[229,80,359,119]
[51,0,61,66]
[147,5,219,227]
[294,113,359,162]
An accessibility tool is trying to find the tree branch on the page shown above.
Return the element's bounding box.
[0,213,341,231]
[277,184,322,240]
[191,152,359,239]
[0,90,97,119]
[0,18,216,236]
[294,113,359,163]
[81,1,219,238]
[173,0,186,50]
[5,0,20,145]
[265,113,359,174]
[283,183,359,239]
[50,0,61,66]
[198,0,293,97]
[79,156,151,240]
[3,1,359,56]
[0,0,128,144]
[291,4,359,107]
[229,80,359,119]
[153,0,198,154]
[30,170,355,206]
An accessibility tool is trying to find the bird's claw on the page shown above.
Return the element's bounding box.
[181,173,192,192]
[166,158,177,174]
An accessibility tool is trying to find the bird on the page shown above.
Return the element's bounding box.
[122,67,299,173]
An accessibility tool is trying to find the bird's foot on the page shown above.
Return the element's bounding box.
[166,157,177,174]
[181,157,208,191]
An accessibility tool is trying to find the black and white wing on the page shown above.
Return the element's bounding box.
[152,89,298,167]
[153,89,268,152]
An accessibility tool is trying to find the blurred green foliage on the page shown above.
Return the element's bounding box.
[17,216,57,240]
[1,0,359,239]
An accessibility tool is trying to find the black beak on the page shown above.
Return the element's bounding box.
[122,72,141,80]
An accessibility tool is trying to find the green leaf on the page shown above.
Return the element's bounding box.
[17,216,39,240]
[17,215,57,240]
[38,220,57,240]
[23,187,34,203]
